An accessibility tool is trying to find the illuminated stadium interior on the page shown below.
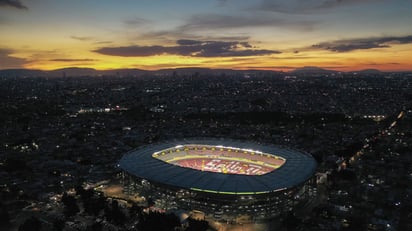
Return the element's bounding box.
[119,139,318,222]
[152,144,286,175]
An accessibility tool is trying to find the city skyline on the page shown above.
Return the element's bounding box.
[1,0,412,71]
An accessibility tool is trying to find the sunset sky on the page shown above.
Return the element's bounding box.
[1,0,412,71]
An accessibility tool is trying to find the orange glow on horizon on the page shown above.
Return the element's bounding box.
[6,39,412,72]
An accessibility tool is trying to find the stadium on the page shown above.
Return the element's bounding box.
[119,138,317,222]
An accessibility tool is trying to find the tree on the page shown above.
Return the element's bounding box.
[345,215,367,231]
[129,203,143,218]
[52,217,65,231]
[186,218,209,231]
[0,203,10,225]
[61,192,79,217]
[104,200,126,224]
[76,185,94,202]
[88,221,103,231]
[84,194,106,216]
[283,212,301,231]
[4,158,30,172]
[137,212,180,231]
[18,216,41,231]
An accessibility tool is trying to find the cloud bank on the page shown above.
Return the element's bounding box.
[255,0,382,14]
[70,36,94,41]
[0,0,28,10]
[94,40,280,57]
[0,48,27,69]
[312,35,412,52]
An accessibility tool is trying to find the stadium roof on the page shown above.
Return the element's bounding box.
[119,138,317,194]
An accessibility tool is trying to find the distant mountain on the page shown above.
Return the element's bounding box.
[108,68,149,76]
[155,67,283,76]
[153,67,216,76]
[0,68,148,78]
[0,67,285,78]
[0,69,45,77]
[290,66,339,75]
[351,69,383,74]
[49,67,100,77]
[51,68,150,77]
[0,66,389,78]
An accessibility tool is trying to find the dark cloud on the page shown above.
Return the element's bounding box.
[179,14,315,31]
[134,62,204,70]
[139,28,251,42]
[362,62,400,66]
[239,65,301,70]
[317,0,381,9]
[0,48,27,69]
[0,0,28,10]
[94,41,113,45]
[50,58,98,62]
[94,40,280,57]
[255,0,382,14]
[312,35,412,52]
[70,36,94,41]
[176,39,202,46]
[96,45,168,57]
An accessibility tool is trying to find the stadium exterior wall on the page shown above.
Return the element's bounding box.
[118,138,318,222]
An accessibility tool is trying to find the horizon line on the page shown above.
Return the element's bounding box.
[1,66,411,73]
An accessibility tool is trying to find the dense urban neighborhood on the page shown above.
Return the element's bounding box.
[1,69,411,230]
